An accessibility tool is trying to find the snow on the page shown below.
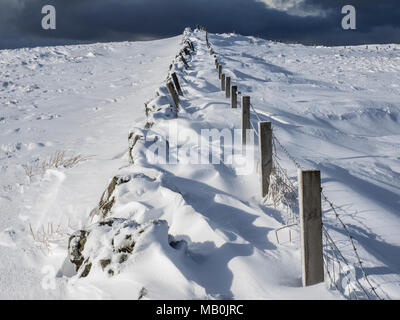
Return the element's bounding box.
[0,37,180,299]
[1,28,399,300]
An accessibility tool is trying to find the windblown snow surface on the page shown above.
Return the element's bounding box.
[0,29,399,300]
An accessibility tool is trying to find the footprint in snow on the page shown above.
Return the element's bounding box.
[1,143,22,152]
[0,229,17,248]
[36,114,60,120]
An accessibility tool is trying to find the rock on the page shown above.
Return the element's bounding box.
[67,219,164,279]
[119,254,128,264]
[96,176,132,218]
[80,261,92,278]
[68,230,89,272]
[99,259,111,270]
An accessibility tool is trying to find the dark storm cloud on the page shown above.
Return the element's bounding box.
[0,0,399,49]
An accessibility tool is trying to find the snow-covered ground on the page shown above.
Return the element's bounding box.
[0,36,180,298]
[0,28,399,300]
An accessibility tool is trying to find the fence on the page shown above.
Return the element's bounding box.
[164,26,386,300]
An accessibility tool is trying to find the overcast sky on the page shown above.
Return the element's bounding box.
[1,0,399,49]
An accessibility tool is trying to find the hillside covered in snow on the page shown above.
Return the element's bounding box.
[0,28,399,300]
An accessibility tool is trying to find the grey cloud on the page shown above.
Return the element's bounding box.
[0,0,399,49]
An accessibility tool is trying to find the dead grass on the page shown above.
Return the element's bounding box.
[22,150,95,178]
[268,164,297,208]
[266,160,299,225]
[29,222,65,253]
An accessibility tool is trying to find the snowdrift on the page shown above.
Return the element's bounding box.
[1,27,399,300]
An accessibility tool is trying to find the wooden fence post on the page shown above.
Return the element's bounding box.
[185,40,194,52]
[242,96,250,144]
[166,81,180,109]
[231,85,237,109]
[218,65,222,79]
[259,122,272,197]
[225,77,231,98]
[171,72,183,96]
[298,170,324,287]
[180,53,189,68]
[221,74,226,91]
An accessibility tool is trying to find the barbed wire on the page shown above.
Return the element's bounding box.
[321,191,383,300]
[239,83,374,300]
[322,226,365,300]
[273,128,383,299]
[249,120,259,138]
[272,134,303,170]
[254,103,383,299]
[270,154,299,224]
[202,29,385,300]
[271,127,382,299]
[250,102,262,122]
